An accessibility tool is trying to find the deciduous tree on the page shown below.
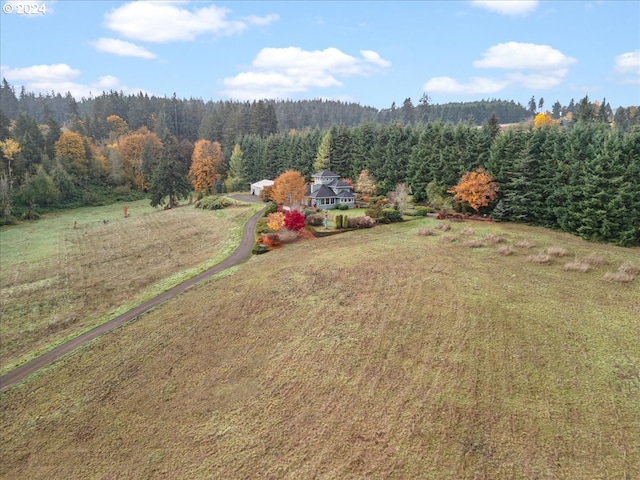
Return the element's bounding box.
[54,131,88,176]
[355,169,377,197]
[267,211,285,231]
[284,209,305,231]
[271,170,306,208]
[534,112,555,128]
[188,139,225,195]
[448,168,499,212]
[116,127,162,190]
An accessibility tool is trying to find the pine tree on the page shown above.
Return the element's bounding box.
[149,134,192,208]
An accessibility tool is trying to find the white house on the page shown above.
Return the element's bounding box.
[305,170,356,210]
[250,179,274,196]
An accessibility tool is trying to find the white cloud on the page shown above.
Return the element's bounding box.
[424,41,575,97]
[0,63,80,82]
[614,50,640,84]
[506,69,569,89]
[423,76,510,95]
[104,1,278,43]
[91,38,157,59]
[221,47,391,100]
[0,63,146,98]
[473,42,576,70]
[361,50,391,68]
[244,13,280,26]
[471,0,539,16]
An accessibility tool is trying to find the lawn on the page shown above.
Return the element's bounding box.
[0,199,261,375]
[1,218,638,478]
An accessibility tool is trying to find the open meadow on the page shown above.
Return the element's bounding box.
[1,216,639,478]
[0,199,261,375]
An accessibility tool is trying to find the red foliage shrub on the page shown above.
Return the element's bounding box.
[284,209,306,231]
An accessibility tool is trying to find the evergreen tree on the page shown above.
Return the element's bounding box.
[149,134,191,208]
[484,113,501,141]
[314,131,331,172]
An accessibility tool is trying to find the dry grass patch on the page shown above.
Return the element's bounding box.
[440,233,457,243]
[526,253,552,264]
[618,263,640,276]
[581,255,608,267]
[514,240,536,249]
[417,227,436,236]
[1,219,639,479]
[460,227,475,236]
[562,261,591,273]
[496,245,515,256]
[463,239,484,248]
[545,246,570,257]
[485,233,505,244]
[435,222,452,231]
[603,271,636,283]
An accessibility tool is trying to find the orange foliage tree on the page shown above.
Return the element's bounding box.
[271,170,306,208]
[448,168,499,212]
[116,127,162,190]
[188,139,225,195]
[267,211,285,231]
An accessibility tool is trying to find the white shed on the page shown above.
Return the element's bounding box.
[250,179,274,196]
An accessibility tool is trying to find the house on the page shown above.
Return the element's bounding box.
[305,170,356,210]
[250,179,274,196]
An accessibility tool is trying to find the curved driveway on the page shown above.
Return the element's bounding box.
[0,202,265,392]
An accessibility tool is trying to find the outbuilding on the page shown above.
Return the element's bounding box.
[250,179,274,196]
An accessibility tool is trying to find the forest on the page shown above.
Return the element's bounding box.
[0,79,639,246]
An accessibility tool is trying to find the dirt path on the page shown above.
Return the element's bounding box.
[0,203,265,392]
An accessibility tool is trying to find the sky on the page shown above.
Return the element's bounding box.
[1,0,639,110]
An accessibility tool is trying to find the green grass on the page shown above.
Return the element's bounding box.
[1,217,638,478]
[0,199,260,375]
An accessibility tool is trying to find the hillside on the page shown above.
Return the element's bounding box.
[1,217,638,479]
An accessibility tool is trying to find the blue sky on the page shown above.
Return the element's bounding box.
[1,0,639,110]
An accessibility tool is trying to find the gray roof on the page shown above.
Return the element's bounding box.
[308,184,337,199]
[337,190,356,198]
[313,170,339,178]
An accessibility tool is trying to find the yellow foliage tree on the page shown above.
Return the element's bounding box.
[355,169,378,197]
[271,170,306,208]
[534,111,555,128]
[267,211,285,231]
[106,115,129,139]
[448,168,499,212]
[0,138,21,188]
[54,131,88,176]
[188,140,225,194]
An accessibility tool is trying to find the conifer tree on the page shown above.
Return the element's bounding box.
[149,134,191,208]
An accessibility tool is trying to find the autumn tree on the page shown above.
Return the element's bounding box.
[534,112,555,128]
[271,170,306,208]
[106,114,129,141]
[284,209,305,231]
[188,139,225,195]
[267,211,285,231]
[387,182,411,214]
[355,169,378,197]
[54,131,88,176]
[448,168,499,212]
[0,138,21,190]
[116,127,162,190]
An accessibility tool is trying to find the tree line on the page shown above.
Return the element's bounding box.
[0,80,639,245]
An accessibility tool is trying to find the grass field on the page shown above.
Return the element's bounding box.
[0,199,261,375]
[1,216,639,478]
